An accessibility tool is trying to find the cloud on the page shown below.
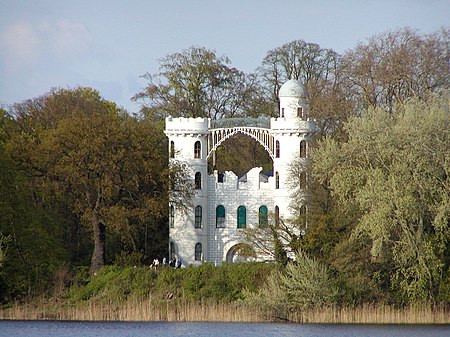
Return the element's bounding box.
[0,21,40,71]
[41,20,92,58]
[0,20,92,74]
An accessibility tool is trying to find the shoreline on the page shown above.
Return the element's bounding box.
[1,300,448,324]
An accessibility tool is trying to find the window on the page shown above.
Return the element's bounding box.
[300,172,307,190]
[169,205,174,228]
[281,107,285,117]
[275,140,280,158]
[195,205,202,228]
[237,206,246,229]
[194,141,201,159]
[297,107,303,117]
[170,241,176,259]
[195,172,202,189]
[275,172,280,189]
[300,140,307,158]
[195,243,202,261]
[259,205,268,227]
[216,205,225,228]
[170,141,175,158]
[300,205,307,225]
[275,205,280,227]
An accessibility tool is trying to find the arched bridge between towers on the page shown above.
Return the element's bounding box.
[207,126,275,160]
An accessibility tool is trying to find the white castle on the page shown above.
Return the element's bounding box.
[164,78,317,266]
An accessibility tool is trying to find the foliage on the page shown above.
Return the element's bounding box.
[313,95,449,303]
[113,251,147,267]
[0,110,69,301]
[342,28,449,114]
[66,263,271,303]
[6,88,188,274]
[243,251,339,319]
[67,266,156,302]
[133,46,268,120]
[258,39,352,138]
[212,134,272,176]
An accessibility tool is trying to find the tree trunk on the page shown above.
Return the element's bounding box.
[90,217,106,275]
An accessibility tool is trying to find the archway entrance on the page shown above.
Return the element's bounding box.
[226,243,256,263]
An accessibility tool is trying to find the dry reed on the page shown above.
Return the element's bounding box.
[0,298,448,324]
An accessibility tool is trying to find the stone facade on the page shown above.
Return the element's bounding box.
[164,79,317,266]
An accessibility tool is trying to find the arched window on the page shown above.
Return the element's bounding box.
[300,172,307,190]
[275,172,280,189]
[194,141,201,159]
[195,205,202,228]
[275,140,280,158]
[195,172,201,189]
[170,141,175,158]
[259,205,268,227]
[170,241,176,259]
[169,205,174,228]
[275,205,280,227]
[195,243,202,261]
[237,206,246,229]
[300,140,307,158]
[281,107,285,117]
[300,205,307,225]
[216,205,225,228]
[297,107,303,118]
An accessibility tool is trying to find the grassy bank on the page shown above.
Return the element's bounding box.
[0,263,448,323]
[1,299,448,324]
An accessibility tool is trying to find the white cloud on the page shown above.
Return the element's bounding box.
[0,20,92,74]
[49,20,92,58]
[0,21,40,72]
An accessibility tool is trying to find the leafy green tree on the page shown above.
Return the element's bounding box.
[312,95,449,303]
[0,109,69,300]
[8,88,190,274]
[133,46,267,120]
[244,251,339,315]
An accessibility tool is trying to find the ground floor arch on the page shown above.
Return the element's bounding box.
[225,243,256,263]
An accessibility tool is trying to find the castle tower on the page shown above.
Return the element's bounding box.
[270,78,311,224]
[164,117,210,265]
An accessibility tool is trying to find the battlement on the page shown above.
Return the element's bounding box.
[165,116,210,133]
[210,167,271,191]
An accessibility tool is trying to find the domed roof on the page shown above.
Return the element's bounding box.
[278,79,307,98]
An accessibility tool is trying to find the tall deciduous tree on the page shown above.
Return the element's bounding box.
[342,28,450,114]
[133,46,267,120]
[8,88,190,274]
[312,95,449,303]
[258,40,352,138]
[0,109,69,300]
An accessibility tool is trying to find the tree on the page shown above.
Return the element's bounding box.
[133,46,266,120]
[0,109,70,300]
[342,28,450,114]
[312,95,449,303]
[244,251,339,316]
[8,88,189,274]
[258,40,352,138]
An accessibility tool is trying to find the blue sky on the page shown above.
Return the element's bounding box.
[1,0,448,113]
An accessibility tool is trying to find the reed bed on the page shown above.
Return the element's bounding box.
[1,299,448,324]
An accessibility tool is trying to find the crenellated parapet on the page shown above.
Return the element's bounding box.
[165,116,210,135]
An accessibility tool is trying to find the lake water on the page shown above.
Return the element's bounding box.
[0,320,448,337]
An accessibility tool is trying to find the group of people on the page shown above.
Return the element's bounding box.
[150,257,182,270]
